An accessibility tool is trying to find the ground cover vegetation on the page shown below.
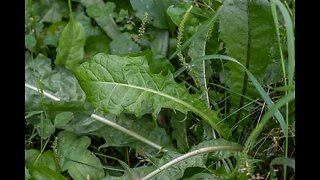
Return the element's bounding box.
[25,0,295,179]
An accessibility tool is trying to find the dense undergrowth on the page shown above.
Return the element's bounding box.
[25,0,295,179]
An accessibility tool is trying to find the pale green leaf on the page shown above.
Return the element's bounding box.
[25,53,86,111]
[55,19,85,71]
[25,166,31,180]
[25,35,36,51]
[36,117,55,139]
[75,53,231,138]
[54,112,74,127]
[68,150,105,180]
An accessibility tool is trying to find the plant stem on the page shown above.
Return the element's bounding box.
[68,0,73,20]
[140,145,242,180]
[24,83,167,152]
[91,114,167,152]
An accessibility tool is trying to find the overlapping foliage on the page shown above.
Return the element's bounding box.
[25,0,295,179]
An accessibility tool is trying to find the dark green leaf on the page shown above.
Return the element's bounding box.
[219,0,276,121]
[169,111,190,152]
[144,50,174,74]
[109,33,141,55]
[75,53,231,138]
[55,19,85,71]
[44,21,67,47]
[68,150,105,180]
[57,131,91,171]
[84,35,110,60]
[129,0,175,29]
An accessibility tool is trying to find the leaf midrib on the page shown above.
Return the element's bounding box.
[86,81,222,132]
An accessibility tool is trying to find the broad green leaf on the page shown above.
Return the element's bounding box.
[55,19,85,71]
[129,0,175,29]
[25,35,36,51]
[85,1,120,39]
[25,53,86,111]
[57,131,91,171]
[75,53,231,138]
[25,111,55,139]
[219,0,276,122]
[25,149,59,172]
[68,150,105,180]
[54,112,74,127]
[28,167,67,180]
[25,166,31,180]
[36,117,55,139]
[109,33,141,55]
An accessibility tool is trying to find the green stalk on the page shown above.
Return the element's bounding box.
[24,83,167,152]
[140,145,242,180]
[68,0,73,20]
[244,91,294,152]
[270,1,295,178]
[169,6,222,60]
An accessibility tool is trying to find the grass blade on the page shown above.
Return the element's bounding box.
[244,91,295,151]
[174,55,287,136]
